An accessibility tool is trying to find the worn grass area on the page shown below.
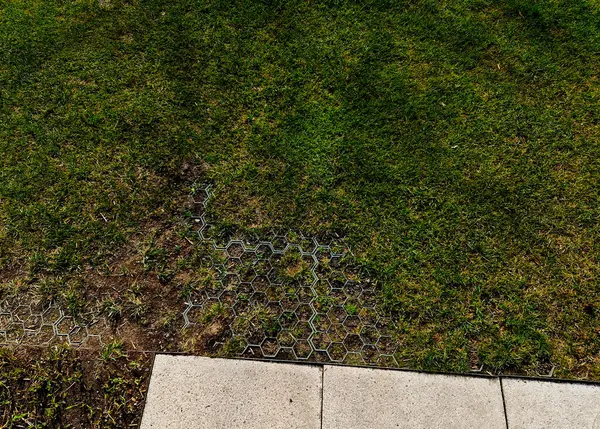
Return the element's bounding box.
[1,0,600,381]
[0,345,151,427]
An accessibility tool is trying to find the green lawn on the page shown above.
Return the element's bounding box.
[1,0,600,379]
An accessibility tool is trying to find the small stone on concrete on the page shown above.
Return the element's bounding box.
[140,355,322,429]
[502,378,600,429]
[322,365,506,429]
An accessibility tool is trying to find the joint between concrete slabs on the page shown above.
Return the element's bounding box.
[500,378,510,429]
[140,355,600,429]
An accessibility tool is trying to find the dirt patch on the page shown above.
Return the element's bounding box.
[0,345,152,428]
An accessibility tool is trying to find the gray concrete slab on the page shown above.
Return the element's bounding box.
[322,365,506,429]
[502,378,600,429]
[140,355,322,429]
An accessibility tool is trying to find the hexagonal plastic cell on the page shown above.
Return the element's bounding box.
[193,187,210,204]
[23,312,43,331]
[329,288,347,305]
[274,347,296,361]
[199,222,216,241]
[37,324,55,344]
[311,294,333,314]
[190,203,206,220]
[310,332,332,351]
[328,323,347,342]
[240,249,256,263]
[247,325,267,346]
[226,241,245,258]
[255,243,273,259]
[360,325,380,345]
[56,316,76,336]
[183,305,203,326]
[225,257,243,274]
[299,236,318,254]
[304,271,318,288]
[296,304,313,322]
[220,290,237,307]
[358,307,379,326]
[329,270,347,289]
[328,306,348,324]
[42,306,62,325]
[232,299,251,316]
[343,333,364,353]
[13,305,31,322]
[241,344,262,358]
[313,279,332,296]
[310,312,331,332]
[249,292,269,308]
[260,337,280,357]
[293,339,312,359]
[361,344,379,362]
[240,232,261,251]
[271,236,288,252]
[251,275,269,293]
[292,321,312,340]
[284,244,303,256]
[68,326,88,345]
[327,342,347,362]
[278,311,298,330]
[223,273,240,289]
[187,288,207,306]
[302,253,318,269]
[277,330,296,348]
[358,290,378,308]
[204,280,225,299]
[253,259,272,276]
[239,266,257,283]
[375,317,396,337]
[344,280,363,299]
[343,315,361,332]
[328,254,343,269]
[266,300,282,315]
[315,231,338,248]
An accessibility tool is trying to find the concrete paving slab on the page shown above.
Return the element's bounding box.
[502,378,600,429]
[140,355,322,429]
[322,366,506,429]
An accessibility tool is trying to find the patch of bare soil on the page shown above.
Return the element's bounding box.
[0,346,152,428]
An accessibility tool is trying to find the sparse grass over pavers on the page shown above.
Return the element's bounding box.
[1,0,600,406]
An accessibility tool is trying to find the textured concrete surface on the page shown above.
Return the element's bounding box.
[140,355,322,429]
[322,365,506,429]
[502,378,600,429]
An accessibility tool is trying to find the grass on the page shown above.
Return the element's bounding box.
[1,0,600,381]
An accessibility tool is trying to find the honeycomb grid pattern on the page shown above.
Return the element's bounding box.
[186,184,401,367]
[0,298,107,349]
[0,183,403,369]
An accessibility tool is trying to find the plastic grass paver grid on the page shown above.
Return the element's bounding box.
[0,183,402,369]
[184,183,400,367]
